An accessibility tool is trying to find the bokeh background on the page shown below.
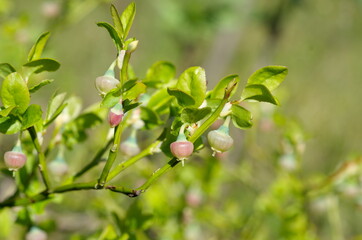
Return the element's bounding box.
[1,0,362,239]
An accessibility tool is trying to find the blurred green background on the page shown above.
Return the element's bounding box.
[1,0,362,239]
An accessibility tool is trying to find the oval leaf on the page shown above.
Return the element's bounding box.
[123,82,146,101]
[0,63,16,79]
[210,74,239,100]
[110,4,124,38]
[0,106,15,117]
[231,105,252,129]
[23,58,60,74]
[97,22,123,50]
[176,66,206,107]
[144,61,176,86]
[0,116,21,135]
[247,66,288,91]
[147,88,173,115]
[22,104,43,130]
[121,2,136,39]
[27,32,50,62]
[167,88,195,107]
[181,107,211,123]
[101,88,122,108]
[46,92,66,122]
[141,106,162,129]
[1,72,30,114]
[241,84,279,105]
[29,79,54,93]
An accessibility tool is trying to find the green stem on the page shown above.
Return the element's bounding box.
[137,98,230,192]
[136,158,179,192]
[106,140,161,182]
[72,138,113,181]
[52,181,97,193]
[97,116,128,187]
[120,52,131,90]
[189,98,228,143]
[0,180,138,208]
[28,127,51,190]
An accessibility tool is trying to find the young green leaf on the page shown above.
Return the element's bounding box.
[27,32,50,62]
[0,115,21,135]
[176,66,206,107]
[210,74,239,100]
[101,88,122,108]
[241,84,279,105]
[62,112,103,149]
[181,107,211,123]
[147,88,173,115]
[231,104,252,129]
[121,2,136,39]
[45,92,67,124]
[23,58,60,75]
[1,72,30,114]
[0,106,15,117]
[29,79,54,93]
[123,82,146,101]
[247,66,288,91]
[22,104,43,130]
[110,4,124,38]
[140,106,162,129]
[97,22,123,50]
[144,61,176,86]
[0,63,16,79]
[167,88,195,107]
[123,99,141,113]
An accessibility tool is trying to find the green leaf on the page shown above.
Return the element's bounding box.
[123,99,141,113]
[122,79,137,92]
[247,66,288,91]
[176,66,206,107]
[1,72,30,114]
[0,63,16,79]
[22,104,43,130]
[62,111,103,149]
[231,105,252,129]
[123,82,146,101]
[167,88,195,107]
[97,22,122,50]
[144,61,176,86]
[101,88,122,108]
[147,88,173,115]
[121,2,136,39]
[29,79,54,93]
[23,58,60,75]
[140,106,162,129]
[45,92,67,124]
[210,74,239,99]
[110,4,124,38]
[27,32,50,62]
[0,115,21,135]
[241,84,279,105]
[181,107,211,123]
[0,106,15,117]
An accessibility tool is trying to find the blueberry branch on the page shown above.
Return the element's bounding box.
[97,118,127,187]
[106,140,161,182]
[72,138,113,181]
[135,81,237,192]
[28,126,52,191]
